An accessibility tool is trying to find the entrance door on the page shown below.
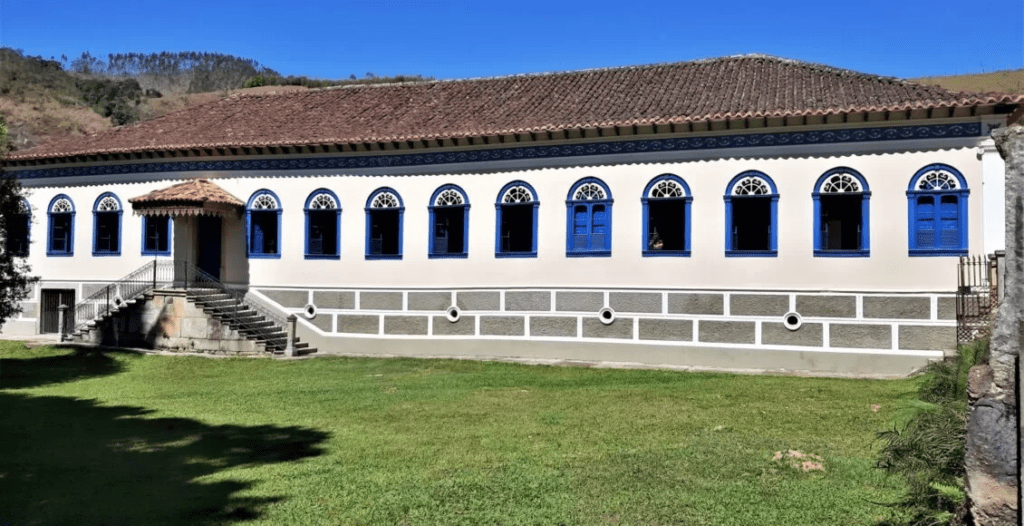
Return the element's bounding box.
[40,289,75,334]
[197,216,222,280]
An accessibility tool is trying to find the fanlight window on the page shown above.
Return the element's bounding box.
[814,168,869,255]
[502,186,533,204]
[96,196,120,211]
[371,192,400,209]
[435,189,465,207]
[649,180,685,198]
[733,177,771,195]
[908,164,968,255]
[574,183,607,201]
[305,190,340,258]
[820,173,862,193]
[51,198,73,214]
[251,194,279,210]
[309,193,337,209]
[917,169,960,191]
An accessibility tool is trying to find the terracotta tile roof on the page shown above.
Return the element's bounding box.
[129,179,244,207]
[10,54,1024,161]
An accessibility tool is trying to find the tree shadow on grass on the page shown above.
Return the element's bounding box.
[0,393,329,525]
[0,345,127,389]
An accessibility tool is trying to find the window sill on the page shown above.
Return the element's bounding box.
[248,253,282,259]
[567,250,611,258]
[46,252,74,257]
[366,254,402,260]
[909,249,968,257]
[813,249,870,258]
[725,250,777,258]
[304,254,341,260]
[643,250,690,257]
[141,250,172,257]
[92,251,121,257]
[429,253,468,259]
[495,252,537,259]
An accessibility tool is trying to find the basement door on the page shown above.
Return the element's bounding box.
[40,289,75,334]
[197,216,222,280]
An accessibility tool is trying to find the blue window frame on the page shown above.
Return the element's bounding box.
[907,164,969,256]
[724,171,778,257]
[5,198,30,257]
[428,184,469,259]
[46,194,75,257]
[566,177,612,257]
[495,181,539,258]
[642,174,692,257]
[246,190,282,259]
[365,187,404,260]
[141,215,171,256]
[92,192,122,256]
[812,168,871,257]
[304,189,341,260]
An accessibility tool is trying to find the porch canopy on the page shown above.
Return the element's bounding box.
[129,179,244,217]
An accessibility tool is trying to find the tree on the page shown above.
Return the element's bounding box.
[0,118,39,328]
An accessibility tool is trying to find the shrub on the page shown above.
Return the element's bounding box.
[876,340,989,525]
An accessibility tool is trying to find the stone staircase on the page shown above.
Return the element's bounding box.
[187,288,316,356]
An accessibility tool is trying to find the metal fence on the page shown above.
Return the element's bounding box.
[956,254,1001,344]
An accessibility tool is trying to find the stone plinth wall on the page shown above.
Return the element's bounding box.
[74,290,266,355]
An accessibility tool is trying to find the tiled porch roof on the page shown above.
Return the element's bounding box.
[129,179,244,216]
[9,54,1024,162]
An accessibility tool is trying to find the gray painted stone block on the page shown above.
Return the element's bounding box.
[530,316,578,337]
[336,314,380,334]
[18,302,37,318]
[936,297,956,320]
[260,289,309,309]
[582,317,633,339]
[610,292,662,313]
[360,291,403,310]
[762,322,823,347]
[730,294,789,316]
[408,292,451,311]
[667,293,723,315]
[638,318,692,341]
[384,316,428,335]
[432,315,476,336]
[796,295,855,318]
[899,325,955,350]
[313,291,355,310]
[309,313,333,333]
[830,324,892,349]
[457,291,500,311]
[863,296,930,320]
[699,321,756,344]
[480,316,524,336]
[555,291,603,312]
[505,291,551,311]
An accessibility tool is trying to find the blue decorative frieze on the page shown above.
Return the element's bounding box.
[13,123,983,180]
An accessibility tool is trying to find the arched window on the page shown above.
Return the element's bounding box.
[5,198,30,257]
[304,189,341,259]
[47,195,75,257]
[724,171,778,257]
[141,215,171,256]
[365,187,404,259]
[907,164,969,256]
[813,168,871,257]
[429,184,469,258]
[566,177,613,257]
[642,174,692,257]
[246,190,282,258]
[92,192,122,256]
[495,181,539,258]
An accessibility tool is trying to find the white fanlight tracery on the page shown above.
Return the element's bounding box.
[96,195,120,211]
[50,198,73,213]
[251,193,280,210]
[435,189,465,206]
[732,177,771,195]
[371,192,400,209]
[309,193,338,209]
[915,169,961,191]
[502,186,533,204]
[573,182,607,201]
[649,179,686,198]
[820,173,862,193]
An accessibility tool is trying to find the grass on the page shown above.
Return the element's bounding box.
[0,342,916,525]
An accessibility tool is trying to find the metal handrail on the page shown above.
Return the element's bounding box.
[72,260,176,332]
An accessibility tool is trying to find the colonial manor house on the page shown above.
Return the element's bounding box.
[2,55,1021,374]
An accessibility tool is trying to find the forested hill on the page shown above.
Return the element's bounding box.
[0,48,431,152]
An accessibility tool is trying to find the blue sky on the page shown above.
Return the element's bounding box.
[1,0,1022,80]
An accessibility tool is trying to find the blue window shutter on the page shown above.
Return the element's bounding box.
[252,218,264,253]
[915,196,936,248]
[592,204,608,250]
[573,205,589,250]
[939,196,959,248]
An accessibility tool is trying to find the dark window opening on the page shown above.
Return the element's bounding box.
[6,213,29,256]
[95,212,119,253]
[308,211,338,256]
[432,207,465,254]
[647,201,685,251]
[500,205,533,253]
[50,214,72,254]
[144,216,169,254]
[369,209,400,255]
[731,198,771,251]
[249,211,278,254]
[820,195,862,250]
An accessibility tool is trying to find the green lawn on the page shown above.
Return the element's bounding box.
[0,342,915,525]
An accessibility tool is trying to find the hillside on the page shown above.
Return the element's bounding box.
[912,69,1024,94]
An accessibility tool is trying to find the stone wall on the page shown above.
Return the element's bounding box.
[75,290,266,355]
[965,126,1022,526]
